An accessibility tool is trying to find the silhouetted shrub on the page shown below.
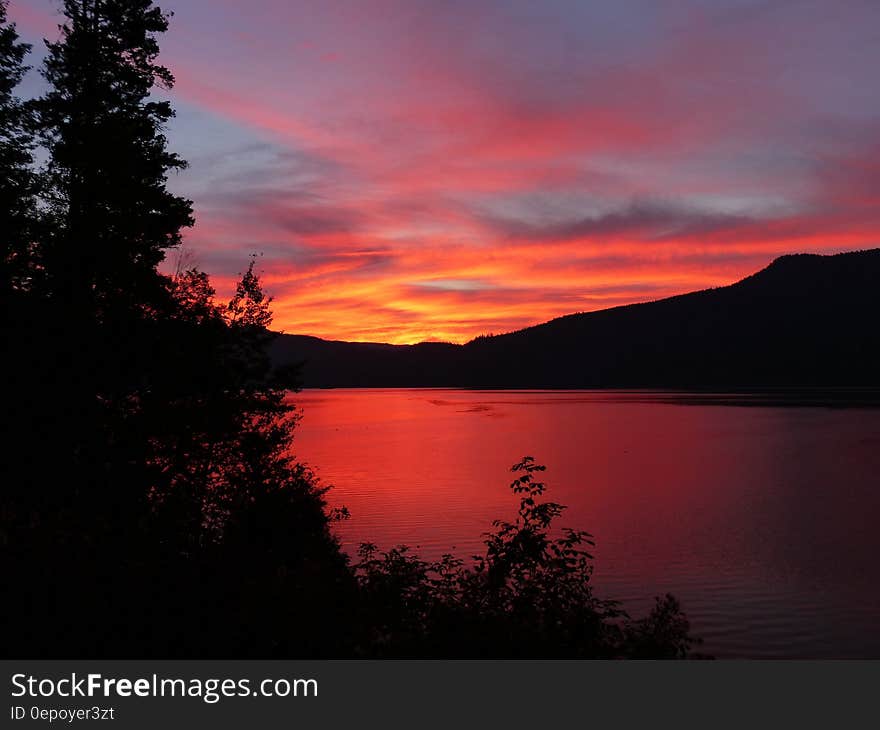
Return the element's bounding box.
[355,457,700,658]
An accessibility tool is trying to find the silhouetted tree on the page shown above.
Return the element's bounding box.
[1,3,46,616]
[129,259,355,656]
[1,1,197,587]
[3,2,193,602]
[37,0,192,315]
[355,457,698,658]
[0,0,35,292]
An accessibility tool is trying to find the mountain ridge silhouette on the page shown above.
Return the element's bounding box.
[270,248,880,389]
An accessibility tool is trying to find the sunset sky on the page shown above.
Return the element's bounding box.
[10,0,880,343]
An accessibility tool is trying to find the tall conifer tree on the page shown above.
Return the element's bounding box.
[38,0,193,314]
[0,0,35,292]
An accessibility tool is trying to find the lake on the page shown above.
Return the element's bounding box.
[290,388,880,658]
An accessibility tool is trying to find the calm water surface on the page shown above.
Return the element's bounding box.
[291,389,880,658]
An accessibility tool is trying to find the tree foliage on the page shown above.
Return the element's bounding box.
[37,0,193,314]
[355,458,697,658]
[0,0,35,291]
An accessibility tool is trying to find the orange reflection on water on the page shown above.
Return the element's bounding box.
[291,389,880,658]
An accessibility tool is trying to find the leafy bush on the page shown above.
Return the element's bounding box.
[355,457,700,658]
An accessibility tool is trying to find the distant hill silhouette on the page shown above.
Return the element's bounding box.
[270,249,880,389]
